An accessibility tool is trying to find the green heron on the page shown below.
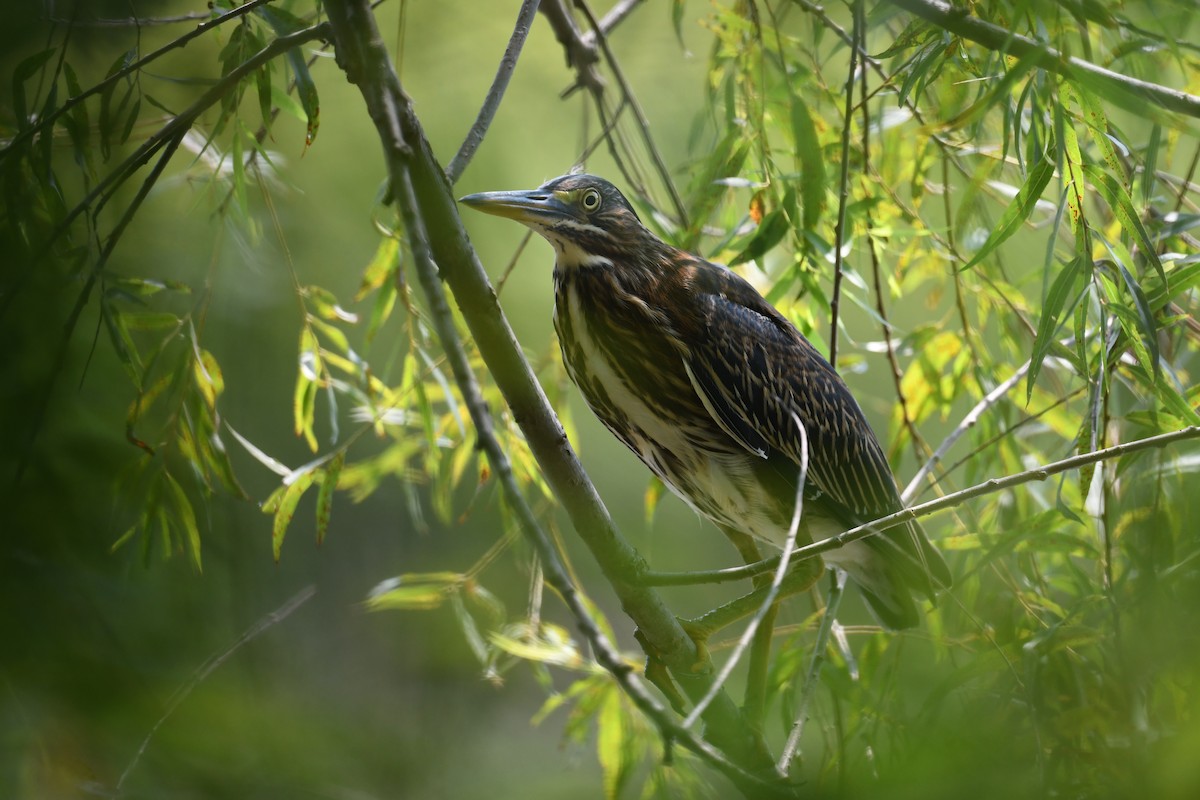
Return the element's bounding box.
[461,174,950,629]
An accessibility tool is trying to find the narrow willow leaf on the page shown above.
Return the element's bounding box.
[963,158,1053,271]
[357,236,400,301]
[101,300,141,384]
[873,18,935,58]
[729,203,790,265]
[119,97,141,144]
[315,451,344,546]
[671,0,687,47]
[192,348,225,409]
[163,471,203,571]
[1142,125,1161,207]
[1083,164,1166,283]
[271,470,316,561]
[1028,257,1085,401]
[790,101,825,229]
[1060,94,1087,232]
[450,593,491,667]
[946,49,1041,131]
[227,423,291,477]
[12,48,57,127]
[1077,87,1123,179]
[898,41,942,108]
[1112,258,1160,380]
[289,50,320,147]
[256,64,272,133]
[366,572,462,611]
[597,687,633,800]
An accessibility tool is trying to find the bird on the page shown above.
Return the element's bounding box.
[460,173,950,629]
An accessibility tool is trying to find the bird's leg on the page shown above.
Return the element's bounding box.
[681,555,824,645]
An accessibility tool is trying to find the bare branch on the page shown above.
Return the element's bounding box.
[827,0,862,367]
[323,0,796,790]
[445,0,540,184]
[644,426,1200,585]
[778,569,847,774]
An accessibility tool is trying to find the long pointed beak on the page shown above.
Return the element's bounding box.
[458,189,573,224]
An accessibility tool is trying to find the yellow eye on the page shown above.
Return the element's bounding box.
[581,188,602,212]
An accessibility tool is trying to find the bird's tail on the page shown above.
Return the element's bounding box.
[826,520,949,630]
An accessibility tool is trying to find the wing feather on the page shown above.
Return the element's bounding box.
[676,260,951,590]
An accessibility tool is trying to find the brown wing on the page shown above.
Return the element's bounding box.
[675,258,951,592]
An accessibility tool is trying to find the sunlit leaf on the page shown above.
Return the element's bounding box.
[270,469,317,561]
[315,451,344,546]
[962,157,1053,271]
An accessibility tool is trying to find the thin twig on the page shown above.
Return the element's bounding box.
[323,0,792,789]
[682,416,810,730]
[47,11,213,27]
[580,0,647,46]
[644,425,1200,585]
[778,568,847,774]
[902,360,1032,503]
[114,586,316,794]
[574,0,689,229]
[827,0,862,367]
[393,155,787,800]
[445,0,540,185]
[859,9,926,465]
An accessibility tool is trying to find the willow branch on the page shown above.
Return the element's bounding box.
[322,0,790,790]
[645,426,1200,585]
[891,0,1200,119]
[445,0,540,184]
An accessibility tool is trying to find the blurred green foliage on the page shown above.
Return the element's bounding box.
[2,0,1200,798]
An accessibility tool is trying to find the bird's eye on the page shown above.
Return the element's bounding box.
[580,188,602,212]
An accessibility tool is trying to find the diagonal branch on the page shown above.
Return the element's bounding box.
[322,0,795,791]
[644,425,1200,585]
[444,0,540,184]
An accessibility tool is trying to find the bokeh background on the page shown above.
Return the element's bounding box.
[5,1,1200,799]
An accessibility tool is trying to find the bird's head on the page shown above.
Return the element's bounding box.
[460,174,664,271]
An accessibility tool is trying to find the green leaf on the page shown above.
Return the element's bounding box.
[945,48,1041,131]
[729,196,792,265]
[1112,257,1160,380]
[271,470,317,561]
[288,50,320,147]
[12,48,57,128]
[315,451,344,546]
[789,101,825,230]
[671,0,687,47]
[597,686,633,800]
[873,18,936,58]
[1083,164,1166,284]
[164,471,203,571]
[963,157,1053,271]
[256,64,273,132]
[366,572,463,611]
[1028,256,1086,401]
[192,348,225,409]
[1077,86,1123,180]
[119,97,141,144]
